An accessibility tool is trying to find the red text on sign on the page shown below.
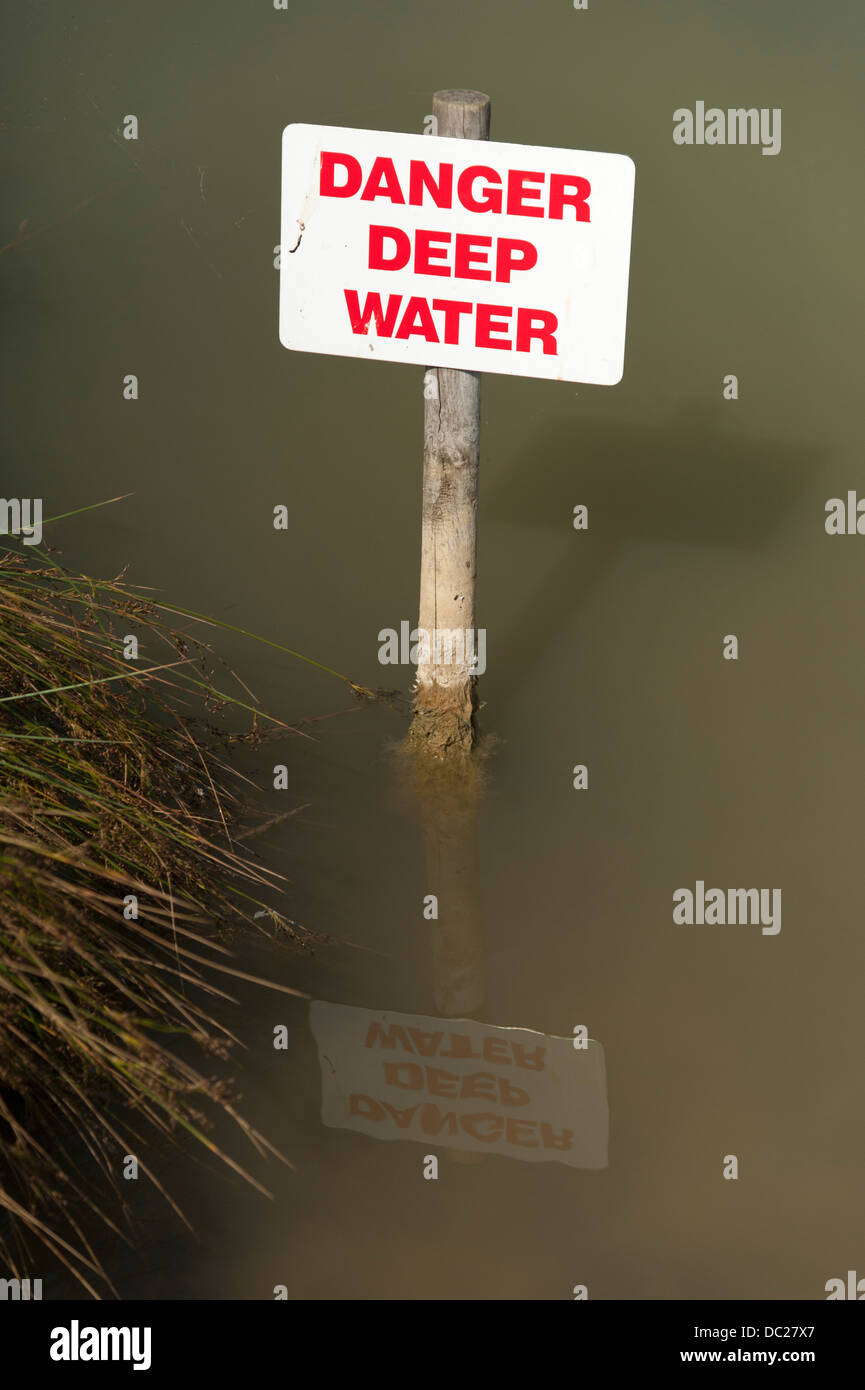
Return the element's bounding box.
[320,151,591,222]
[368,225,538,283]
[343,290,558,355]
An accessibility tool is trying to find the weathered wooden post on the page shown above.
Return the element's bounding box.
[409,89,490,761]
[422,763,485,1018]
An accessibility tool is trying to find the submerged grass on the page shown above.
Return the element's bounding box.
[0,543,337,1295]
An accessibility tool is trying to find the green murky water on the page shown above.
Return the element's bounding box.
[4,0,864,1299]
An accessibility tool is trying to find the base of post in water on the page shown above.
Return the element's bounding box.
[407,677,477,761]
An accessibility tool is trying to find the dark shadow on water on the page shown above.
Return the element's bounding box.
[483,399,825,692]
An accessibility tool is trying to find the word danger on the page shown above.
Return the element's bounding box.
[322,149,592,219]
[279,124,635,383]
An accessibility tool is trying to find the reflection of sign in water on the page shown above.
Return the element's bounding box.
[310,1002,608,1168]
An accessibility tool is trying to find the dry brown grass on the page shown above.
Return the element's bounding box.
[0,545,317,1295]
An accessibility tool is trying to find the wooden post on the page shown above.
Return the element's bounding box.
[409,89,490,761]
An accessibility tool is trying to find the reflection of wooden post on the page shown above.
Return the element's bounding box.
[409,90,490,761]
[420,767,485,1018]
[417,758,486,1164]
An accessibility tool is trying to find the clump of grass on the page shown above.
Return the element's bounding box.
[0,547,315,1295]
